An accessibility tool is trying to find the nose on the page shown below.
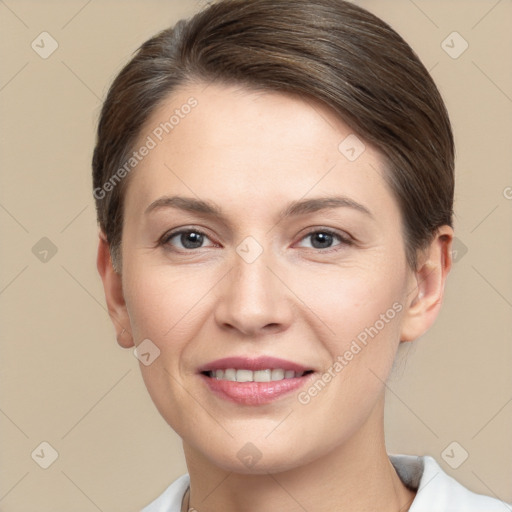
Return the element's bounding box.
[214,251,294,337]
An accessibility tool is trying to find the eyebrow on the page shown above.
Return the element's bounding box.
[144,195,373,221]
[281,196,372,218]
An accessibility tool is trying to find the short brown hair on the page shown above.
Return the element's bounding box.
[92,0,454,270]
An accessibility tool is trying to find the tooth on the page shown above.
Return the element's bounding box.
[254,369,272,382]
[224,368,237,381]
[213,368,302,381]
[236,369,254,382]
[271,369,284,381]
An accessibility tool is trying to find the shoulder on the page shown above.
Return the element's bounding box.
[390,454,511,512]
[140,474,190,512]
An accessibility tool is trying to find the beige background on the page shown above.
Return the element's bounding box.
[1,0,511,510]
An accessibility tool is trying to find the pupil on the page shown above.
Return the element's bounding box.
[182,232,203,249]
[312,232,332,249]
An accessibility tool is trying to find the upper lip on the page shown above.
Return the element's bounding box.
[198,356,312,373]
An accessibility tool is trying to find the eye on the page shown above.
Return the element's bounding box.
[296,229,351,250]
[161,229,216,250]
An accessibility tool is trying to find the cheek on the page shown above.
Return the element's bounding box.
[289,252,408,410]
[289,255,408,408]
[122,261,218,350]
[121,262,219,435]
[292,258,406,342]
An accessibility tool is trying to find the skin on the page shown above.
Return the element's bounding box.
[97,82,453,511]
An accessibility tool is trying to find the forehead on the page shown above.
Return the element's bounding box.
[124,82,398,223]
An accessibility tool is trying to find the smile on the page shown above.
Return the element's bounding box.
[199,356,315,405]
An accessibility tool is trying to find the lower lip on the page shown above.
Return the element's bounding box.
[200,373,314,405]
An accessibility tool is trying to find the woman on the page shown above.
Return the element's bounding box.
[93,0,509,510]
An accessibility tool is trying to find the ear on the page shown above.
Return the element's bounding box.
[400,225,454,342]
[96,230,134,348]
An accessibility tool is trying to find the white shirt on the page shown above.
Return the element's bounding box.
[141,455,511,511]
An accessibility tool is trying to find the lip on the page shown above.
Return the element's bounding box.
[198,356,315,405]
[198,356,310,373]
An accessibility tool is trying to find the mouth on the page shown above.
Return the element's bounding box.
[198,356,315,405]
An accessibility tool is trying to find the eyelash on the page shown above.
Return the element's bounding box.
[158,227,353,253]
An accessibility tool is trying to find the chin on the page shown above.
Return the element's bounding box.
[208,452,304,476]
[194,435,324,476]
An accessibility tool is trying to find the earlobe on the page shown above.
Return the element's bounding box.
[96,230,134,348]
[400,226,453,342]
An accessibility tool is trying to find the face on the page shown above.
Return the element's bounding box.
[116,83,418,473]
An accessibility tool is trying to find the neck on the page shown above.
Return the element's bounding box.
[182,399,415,512]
